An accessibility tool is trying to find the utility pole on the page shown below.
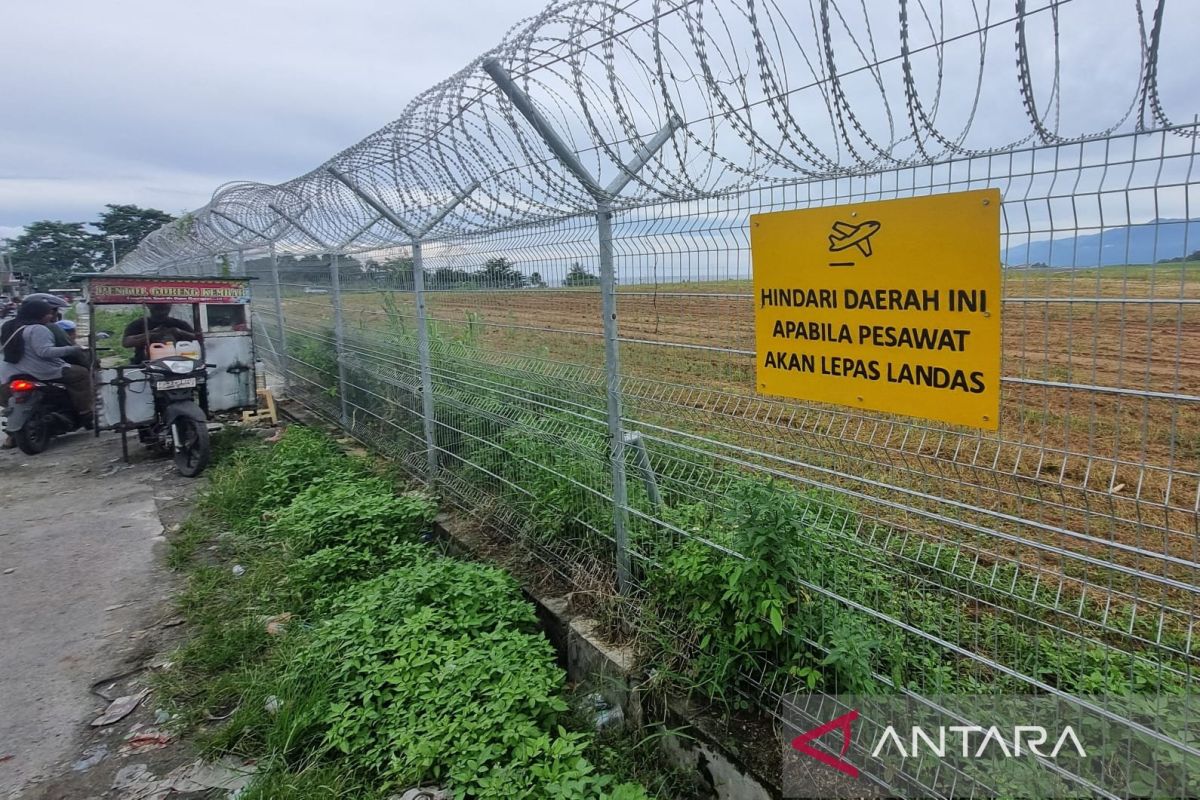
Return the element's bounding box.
[106,234,129,269]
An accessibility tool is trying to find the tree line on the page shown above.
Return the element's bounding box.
[340,256,600,289]
[3,205,175,288]
[2,203,605,292]
[1157,250,1200,264]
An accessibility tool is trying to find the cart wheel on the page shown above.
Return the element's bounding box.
[172,417,210,477]
[14,410,50,455]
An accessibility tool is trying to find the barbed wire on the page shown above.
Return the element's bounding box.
[114,0,1182,272]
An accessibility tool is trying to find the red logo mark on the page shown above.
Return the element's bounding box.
[791,709,860,778]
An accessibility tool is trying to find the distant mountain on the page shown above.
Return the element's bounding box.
[1003,219,1200,267]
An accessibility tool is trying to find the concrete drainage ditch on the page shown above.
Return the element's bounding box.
[433,514,780,800]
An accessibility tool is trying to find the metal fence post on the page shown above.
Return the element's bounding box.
[207,211,289,393]
[482,59,676,594]
[482,57,678,595]
[410,240,439,484]
[597,199,632,592]
[268,242,289,393]
[328,252,350,428]
[324,167,479,487]
[265,203,350,425]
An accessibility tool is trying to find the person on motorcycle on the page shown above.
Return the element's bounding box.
[24,292,71,312]
[122,304,195,364]
[56,318,78,343]
[23,292,90,367]
[0,299,93,448]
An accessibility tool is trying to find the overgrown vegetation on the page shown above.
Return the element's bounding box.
[291,313,1192,708]
[276,312,1197,796]
[465,413,1191,700]
[439,409,1197,796]
[162,426,662,799]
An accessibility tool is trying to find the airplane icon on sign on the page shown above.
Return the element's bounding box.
[827,219,881,259]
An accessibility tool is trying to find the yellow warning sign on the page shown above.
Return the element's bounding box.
[751,189,1001,430]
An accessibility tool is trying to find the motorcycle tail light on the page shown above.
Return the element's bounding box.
[10,379,36,392]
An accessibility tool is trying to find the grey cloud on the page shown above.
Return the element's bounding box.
[0,0,547,233]
[2,0,1198,242]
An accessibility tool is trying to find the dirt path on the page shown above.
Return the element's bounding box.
[0,430,195,799]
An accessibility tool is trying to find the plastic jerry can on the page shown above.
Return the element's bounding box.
[175,341,201,360]
[148,342,177,360]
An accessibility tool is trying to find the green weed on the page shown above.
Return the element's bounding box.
[266,475,433,557]
[161,425,656,799]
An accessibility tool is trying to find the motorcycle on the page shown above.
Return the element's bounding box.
[136,354,212,477]
[4,355,213,476]
[3,375,89,454]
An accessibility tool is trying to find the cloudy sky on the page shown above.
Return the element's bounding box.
[0,0,547,240]
[2,0,1197,247]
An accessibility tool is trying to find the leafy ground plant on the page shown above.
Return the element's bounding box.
[160,425,657,799]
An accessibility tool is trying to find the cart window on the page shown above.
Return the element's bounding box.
[205,304,247,331]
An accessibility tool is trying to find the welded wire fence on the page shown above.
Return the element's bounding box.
[110,0,1199,795]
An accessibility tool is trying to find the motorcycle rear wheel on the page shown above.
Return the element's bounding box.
[172,417,210,477]
[14,411,50,455]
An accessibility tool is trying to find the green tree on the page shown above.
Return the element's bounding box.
[278,254,336,284]
[431,266,473,288]
[3,204,177,286]
[563,262,600,287]
[529,271,547,288]
[371,256,415,288]
[478,256,525,288]
[3,221,100,288]
[94,204,175,262]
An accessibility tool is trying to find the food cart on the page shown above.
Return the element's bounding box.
[77,274,259,472]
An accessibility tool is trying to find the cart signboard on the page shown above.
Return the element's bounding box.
[85,277,250,305]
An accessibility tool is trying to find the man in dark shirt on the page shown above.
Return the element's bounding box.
[122,305,195,364]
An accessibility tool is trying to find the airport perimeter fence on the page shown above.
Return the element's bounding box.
[111,1,1199,795]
